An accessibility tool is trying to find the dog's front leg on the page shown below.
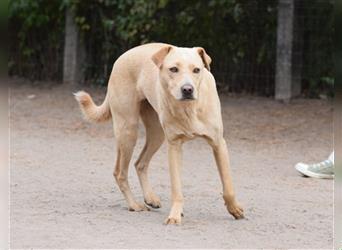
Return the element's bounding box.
[164,141,183,225]
[212,138,244,219]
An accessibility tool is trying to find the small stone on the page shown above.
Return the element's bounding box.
[27,94,36,99]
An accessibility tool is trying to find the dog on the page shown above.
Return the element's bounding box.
[75,43,244,225]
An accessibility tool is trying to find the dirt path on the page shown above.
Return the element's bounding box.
[10,81,333,249]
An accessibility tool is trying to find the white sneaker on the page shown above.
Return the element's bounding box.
[295,159,334,179]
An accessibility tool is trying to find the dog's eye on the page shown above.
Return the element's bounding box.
[193,68,200,74]
[169,67,178,73]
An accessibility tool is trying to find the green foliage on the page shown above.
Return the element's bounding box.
[9,0,64,80]
[69,0,280,93]
[8,0,333,97]
[300,0,334,98]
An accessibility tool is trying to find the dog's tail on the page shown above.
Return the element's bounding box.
[74,91,111,123]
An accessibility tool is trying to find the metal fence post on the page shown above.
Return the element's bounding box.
[275,0,301,101]
[63,8,84,86]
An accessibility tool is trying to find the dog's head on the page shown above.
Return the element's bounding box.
[152,45,211,101]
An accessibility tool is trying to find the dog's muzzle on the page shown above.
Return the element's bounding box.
[180,84,194,100]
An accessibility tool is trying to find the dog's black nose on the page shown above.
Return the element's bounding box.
[181,84,194,96]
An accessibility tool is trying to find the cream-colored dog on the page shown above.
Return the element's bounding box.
[75,43,244,224]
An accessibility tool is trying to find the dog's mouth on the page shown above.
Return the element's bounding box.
[180,96,195,101]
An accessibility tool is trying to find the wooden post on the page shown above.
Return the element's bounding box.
[275,0,301,101]
[63,8,84,86]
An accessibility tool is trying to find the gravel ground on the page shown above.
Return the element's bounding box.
[10,80,333,249]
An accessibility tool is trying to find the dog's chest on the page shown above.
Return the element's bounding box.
[161,103,219,142]
[163,115,210,141]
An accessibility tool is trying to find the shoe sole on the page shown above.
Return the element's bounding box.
[295,165,334,179]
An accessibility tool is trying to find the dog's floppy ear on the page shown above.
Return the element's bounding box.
[195,47,212,71]
[152,46,172,68]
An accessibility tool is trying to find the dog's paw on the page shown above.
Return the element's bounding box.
[226,202,244,219]
[128,202,150,212]
[164,216,182,225]
[144,194,162,209]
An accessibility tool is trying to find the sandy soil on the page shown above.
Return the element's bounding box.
[10,80,333,249]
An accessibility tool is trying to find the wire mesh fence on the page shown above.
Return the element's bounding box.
[8,0,333,97]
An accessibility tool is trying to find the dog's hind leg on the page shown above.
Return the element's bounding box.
[135,101,164,209]
[112,102,148,212]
